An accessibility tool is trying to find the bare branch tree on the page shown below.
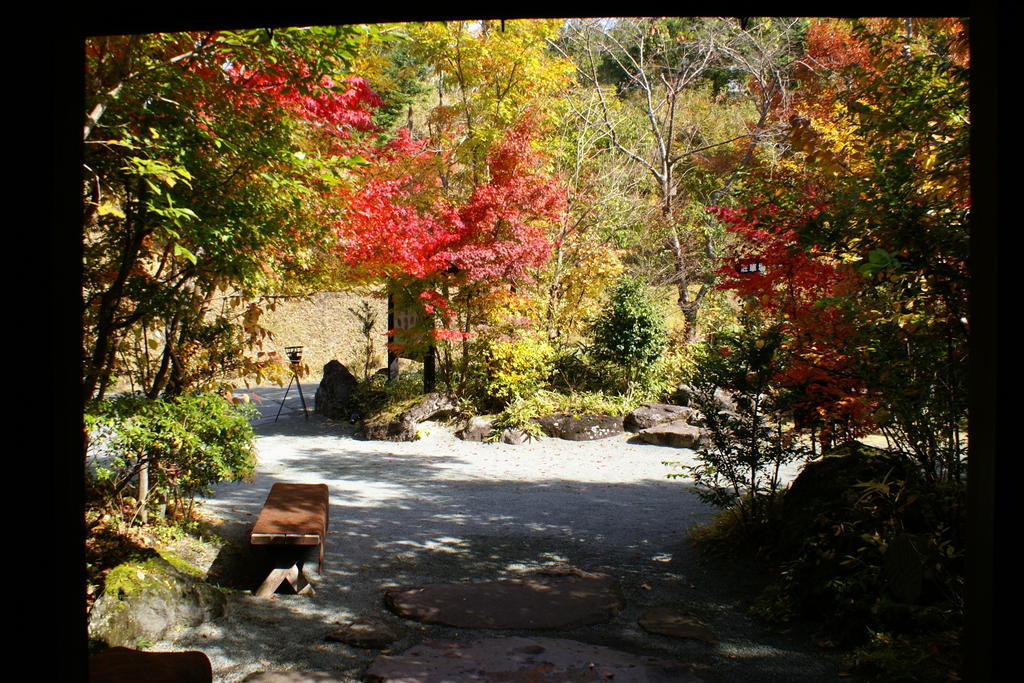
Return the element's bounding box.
[553,17,803,342]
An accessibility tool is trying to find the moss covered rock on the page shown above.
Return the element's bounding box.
[88,551,226,648]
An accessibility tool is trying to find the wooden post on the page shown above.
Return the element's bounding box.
[424,343,436,393]
[138,462,148,525]
[387,293,398,383]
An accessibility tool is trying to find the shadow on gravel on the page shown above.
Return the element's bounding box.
[177,401,850,680]
[195,426,849,682]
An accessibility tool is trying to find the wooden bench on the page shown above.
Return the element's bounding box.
[249,482,329,598]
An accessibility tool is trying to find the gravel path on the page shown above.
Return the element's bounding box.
[151,384,848,682]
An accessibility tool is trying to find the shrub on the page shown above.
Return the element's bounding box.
[671,321,809,535]
[588,276,668,394]
[85,392,258,522]
[474,334,556,407]
[351,369,429,421]
[548,348,609,394]
[491,388,637,440]
[754,455,965,640]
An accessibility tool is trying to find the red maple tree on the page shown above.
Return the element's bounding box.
[712,201,876,449]
[337,115,567,341]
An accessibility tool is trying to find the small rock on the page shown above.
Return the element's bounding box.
[457,416,495,442]
[500,427,530,445]
[671,384,697,406]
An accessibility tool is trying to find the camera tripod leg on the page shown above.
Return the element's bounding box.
[274,374,296,423]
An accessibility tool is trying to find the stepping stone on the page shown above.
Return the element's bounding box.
[366,636,705,682]
[383,567,624,629]
[325,616,405,649]
[638,607,716,643]
[242,674,338,682]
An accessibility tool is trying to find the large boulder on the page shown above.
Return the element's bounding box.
[782,441,913,521]
[314,360,358,420]
[671,384,736,414]
[637,420,705,449]
[624,403,695,432]
[778,441,921,554]
[360,393,460,442]
[536,414,623,441]
[88,553,226,648]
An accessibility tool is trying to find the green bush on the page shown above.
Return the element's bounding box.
[548,348,610,394]
[352,369,427,420]
[492,388,637,439]
[691,442,967,681]
[588,276,668,394]
[85,392,258,521]
[754,465,965,642]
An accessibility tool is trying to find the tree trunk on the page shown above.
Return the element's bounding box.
[84,184,151,401]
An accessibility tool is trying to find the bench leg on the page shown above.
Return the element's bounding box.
[254,563,315,598]
[290,566,314,596]
[254,567,290,598]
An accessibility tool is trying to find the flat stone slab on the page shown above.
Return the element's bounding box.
[366,636,705,682]
[638,607,716,643]
[382,567,624,629]
[325,616,405,649]
[242,674,339,682]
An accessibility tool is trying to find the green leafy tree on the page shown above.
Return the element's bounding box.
[675,319,810,534]
[589,276,668,393]
[774,18,969,483]
[555,17,806,342]
[83,27,375,400]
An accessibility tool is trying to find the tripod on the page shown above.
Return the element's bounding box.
[274,364,309,422]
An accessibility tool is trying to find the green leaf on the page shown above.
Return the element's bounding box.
[173,243,198,265]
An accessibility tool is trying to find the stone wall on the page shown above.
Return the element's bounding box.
[258,289,389,382]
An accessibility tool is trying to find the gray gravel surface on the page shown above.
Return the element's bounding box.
[150,384,850,682]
